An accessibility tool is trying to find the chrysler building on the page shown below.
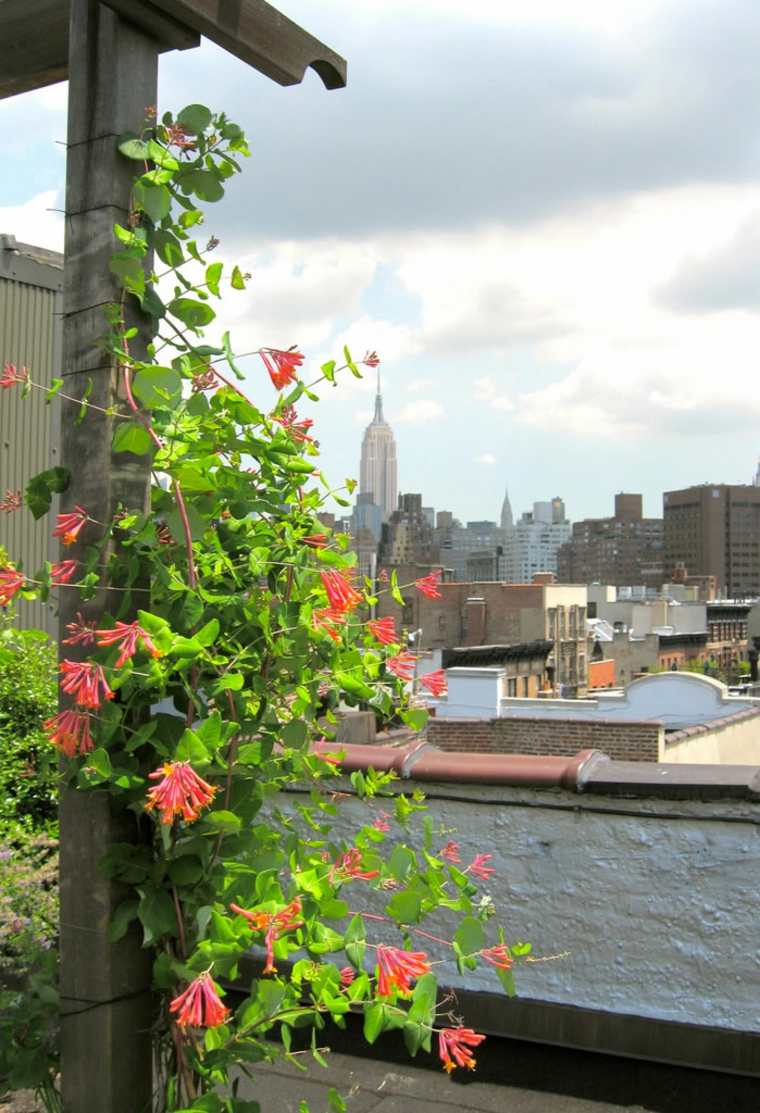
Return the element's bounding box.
[359,371,397,522]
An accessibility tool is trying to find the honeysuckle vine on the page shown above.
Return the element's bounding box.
[0,104,539,1113]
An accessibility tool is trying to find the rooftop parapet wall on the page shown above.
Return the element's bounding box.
[427,714,664,761]
[289,743,760,1073]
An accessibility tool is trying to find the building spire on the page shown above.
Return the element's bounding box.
[500,486,514,531]
[373,366,384,422]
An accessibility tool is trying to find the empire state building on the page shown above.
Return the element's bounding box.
[359,371,397,522]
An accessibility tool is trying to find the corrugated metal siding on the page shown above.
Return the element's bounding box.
[0,267,62,634]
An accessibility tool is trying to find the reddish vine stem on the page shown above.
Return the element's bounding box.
[172,886,188,959]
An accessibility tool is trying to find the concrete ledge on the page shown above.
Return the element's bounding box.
[452,988,760,1077]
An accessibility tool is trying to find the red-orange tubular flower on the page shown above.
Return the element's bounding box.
[146,762,217,825]
[0,568,25,607]
[273,404,314,443]
[169,971,230,1029]
[362,350,380,368]
[44,710,94,758]
[260,347,304,390]
[420,668,447,696]
[300,533,328,549]
[415,569,442,599]
[0,362,28,389]
[320,569,362,614]
[312,606,346,643]
[375,945,431,996]
[466,853,495,881]
[387,652,416,681]
[367,616,397,645]
[52,505,89,547]
[59,660,113,709]
[230,898,303,975]
[480,944,513,970]
[440,840,461,864]
[0,489,22,513]
[96,620,161,668]
[438,1027,486,1073]
[62,613,97,646]
[51,559,79,586]
[330,848,380,883]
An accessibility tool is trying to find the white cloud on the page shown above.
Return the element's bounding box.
[473,376,514,411]
[353,408,374,424]
[406,378,433,393]
[0,191,63,253]
[395,399,444,424]
[476,452,497,465]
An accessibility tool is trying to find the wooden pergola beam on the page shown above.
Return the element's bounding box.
[0,0,198,99]
[0,0,346,101]
[123,0,348,88]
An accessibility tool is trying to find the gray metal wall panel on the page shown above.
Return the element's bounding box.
[0,263,63,635]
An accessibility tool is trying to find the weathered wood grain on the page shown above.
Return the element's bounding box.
[58,4,155,1110]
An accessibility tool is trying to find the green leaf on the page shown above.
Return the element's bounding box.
[408,972,437,1023]
[205,810,241,834]
[281,720,307,747]
[177,103,213,134]
[86,748,112,779]
[195,619,220,647]
[390,569,405,607]
[385,888,422,925]
[109,251,145,296]
[134,180,171,222]
[344,913,365,968]
[321,360,336,383]
[132,366,182,409]
[153,229,185,268]
[222,329,245,380]
[335,671,374,700]
[206,261,223,297]
[230,265,246,289]
[363,1003,384,1044]
[454,916,486,956]
[175,729,210,765]
[327,1089,347,1113]
[496,965,516,997]
[112,421,153,456]
[178,169,225,202]
[168,296,216,329]
[343,344,362,379]
[167,857,204,886]
[108,899,139,943]
[118,132,150,160]
[147,138,179,170]
[24,466,70,519]
[402,708,429,732]
[137,887,176,945]
[45,377,63,402]
[214,673,244,692]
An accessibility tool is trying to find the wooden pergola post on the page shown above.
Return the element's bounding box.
[0,2,346,1108]
[58,7,161,1109]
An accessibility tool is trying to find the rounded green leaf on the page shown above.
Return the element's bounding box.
[177,103,213,134]
[112,421,153,456]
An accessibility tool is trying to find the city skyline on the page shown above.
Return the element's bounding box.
[3,2,760,521]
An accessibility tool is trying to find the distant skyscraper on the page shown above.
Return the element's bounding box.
[500,488,514,532]
[359,370,397,521]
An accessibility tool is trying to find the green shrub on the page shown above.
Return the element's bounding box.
[0,613,58,829]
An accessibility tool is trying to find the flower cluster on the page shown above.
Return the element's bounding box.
[231,898,303,975]
[146,762,217,825]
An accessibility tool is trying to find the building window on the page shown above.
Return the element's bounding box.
[507,677,517,697]
[522,676,530,697]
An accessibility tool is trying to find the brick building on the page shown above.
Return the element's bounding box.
[663,484,760,598]
[557,493,663,588]
[415,576,588,695]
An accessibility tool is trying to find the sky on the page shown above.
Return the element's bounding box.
[3,0,760,524]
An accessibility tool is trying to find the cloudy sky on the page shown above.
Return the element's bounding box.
[3,0,760,523]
